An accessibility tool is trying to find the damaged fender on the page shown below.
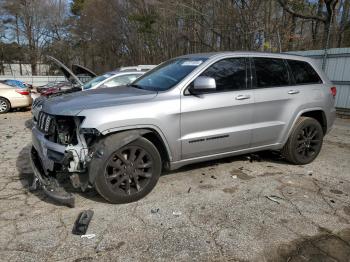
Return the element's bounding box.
[88,129,151,184]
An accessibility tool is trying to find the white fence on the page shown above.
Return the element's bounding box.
[0,75,66,87]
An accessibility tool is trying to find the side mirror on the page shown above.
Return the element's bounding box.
[193,76,216,91]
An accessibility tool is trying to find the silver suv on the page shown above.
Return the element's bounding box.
[30,52,336,206]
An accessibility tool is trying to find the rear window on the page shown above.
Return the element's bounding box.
[287,60,322,85]
[253,58,290,88]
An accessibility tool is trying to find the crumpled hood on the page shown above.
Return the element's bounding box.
[42,86,158,115]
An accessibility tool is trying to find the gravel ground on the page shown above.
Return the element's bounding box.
[0,110,350,262]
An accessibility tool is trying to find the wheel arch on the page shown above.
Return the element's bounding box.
[282,108,327,146]
[0,96,11,108]
[88,127,172,183]
[300,110,327,135]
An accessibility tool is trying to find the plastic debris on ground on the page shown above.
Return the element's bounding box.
[81,234,96,239]
[72,210,94,235]
[265,195,284,204]
[172,211,182,216]
[151,208,160,214]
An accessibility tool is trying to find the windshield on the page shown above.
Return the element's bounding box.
[131,57,207,91]
[83,73,114,90]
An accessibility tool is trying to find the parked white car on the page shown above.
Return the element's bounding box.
[83,65,156,91]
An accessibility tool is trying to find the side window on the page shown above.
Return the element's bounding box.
[200,58,246,92]
[104,74,141,87]
[287,60,322,85]
[253,58,289,88]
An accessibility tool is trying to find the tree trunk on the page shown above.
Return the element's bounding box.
[288,15,296,50]
[15,14,23,76]
[338,0,350,47]
[312,1,324,48]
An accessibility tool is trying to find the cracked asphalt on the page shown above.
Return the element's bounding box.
[1,110,350,262]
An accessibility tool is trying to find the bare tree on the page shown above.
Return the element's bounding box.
[1,0,67,75]
[277,0,339,48]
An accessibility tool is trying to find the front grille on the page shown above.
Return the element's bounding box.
[37,112,54,134]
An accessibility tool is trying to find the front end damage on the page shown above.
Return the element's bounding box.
[30,111,100,207]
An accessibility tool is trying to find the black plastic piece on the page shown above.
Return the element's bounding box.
[30,147,75,208]
[72,210,94,235]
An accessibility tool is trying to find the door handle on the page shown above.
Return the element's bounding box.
[235,94,251,100]
[288,90,300,95]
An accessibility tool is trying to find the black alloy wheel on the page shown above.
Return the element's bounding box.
[104,145,153,195]
[94,137,161,204]
[282,117,324,165]
[295,124,322,161]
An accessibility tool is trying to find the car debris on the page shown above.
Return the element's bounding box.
[265,195,284,204]
[28,176,39,191]
[231,175,238,179]
[151,208,160,214]
[172,211,182,216]
[246,154,261,162]
[72,210,94,235]
[81,234,96,239]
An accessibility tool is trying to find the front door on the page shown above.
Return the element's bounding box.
[180,57,254,159]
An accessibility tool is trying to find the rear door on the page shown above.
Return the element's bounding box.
[250,57,322,147]
[180,57,254,159]
[250,57,293,147]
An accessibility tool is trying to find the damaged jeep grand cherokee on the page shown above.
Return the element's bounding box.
[31,52,336,207]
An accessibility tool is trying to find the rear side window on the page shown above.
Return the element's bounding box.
[287,60,322,84]
[200,58,247,91]
[253,58,290,88]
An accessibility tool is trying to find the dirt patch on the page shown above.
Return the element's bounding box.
[230,169,254,180]
[260,172,283,177]
[330,189,343,195]
[327,140,350,150]
[222,187,237,194]
[199,184,214,190]
[343,206,350,216]
[267,228,350,262]
[74,257,94,262]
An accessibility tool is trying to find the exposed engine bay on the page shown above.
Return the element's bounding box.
[33,112,99,192]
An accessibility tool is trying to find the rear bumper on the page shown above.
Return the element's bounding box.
[326,107,337,134]
[11,95,32,108]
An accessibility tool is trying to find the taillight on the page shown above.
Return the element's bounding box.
[15,89,30,95]
[330,86,337,98]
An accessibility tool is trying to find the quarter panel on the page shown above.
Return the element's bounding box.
[252,84,325,147]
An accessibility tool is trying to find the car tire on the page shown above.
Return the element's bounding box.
[94,137,161,204]
[0,97,10,114]
[282,117,323,165]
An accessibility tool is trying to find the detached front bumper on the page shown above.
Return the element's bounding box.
[30,126,82,207]
[30,146,75,207]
